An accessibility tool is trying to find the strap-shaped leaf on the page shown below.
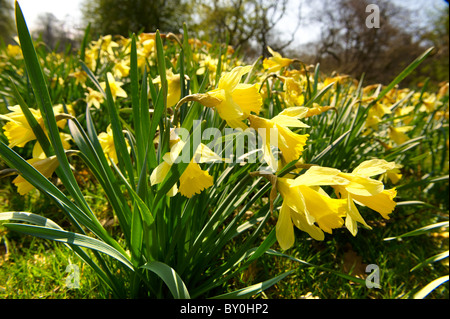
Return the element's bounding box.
[142,261,190,299]
[0,211,62,229]
[15,2,91,216]
[413,275,449,299]
[211,270,294,299]
[374,47,434,103]
[4,223,133,270]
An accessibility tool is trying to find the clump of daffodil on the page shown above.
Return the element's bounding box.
[137,33,156,68]
[100,72,127,100]
[248,107,310,171]
[150,131,221,198]
[176,65,262,129]
[331,159,398,236]
[262,46,294,73]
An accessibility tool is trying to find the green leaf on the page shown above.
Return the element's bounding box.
[103,74,135,185]
[266,249,367,285]
[384,221,449,241]
[15,1,95,222]
[310,129,351,164]
[410,251,449,272]
[142,261,190,299]
[375,47,434,103]
[211,270,294,299]
[0,211,62,229]
[413,275,449,299]
[4,223,133,270]
[305,82,335,107]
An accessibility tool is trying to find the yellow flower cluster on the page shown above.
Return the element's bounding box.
[1,31,447,251]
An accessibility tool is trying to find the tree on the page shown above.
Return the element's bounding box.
[81,0,190,37]
[304,0,426,85]
[413,3,449,88]
[190,0,301,58]
[33,13,78,51]
[0,0,15,44]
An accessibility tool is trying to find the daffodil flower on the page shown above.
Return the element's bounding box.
[69,69,88,87]
[177,65,262,129]
[13,156,60,195]
[262,46,293,73]
[6,44,23,59]
[98,124,130,165]
[0,105,69,148]
[150,137,221,198]
[113,58,130,78]
[85,87,105,109]
[332,159,398,236]
[248,111,309,171]
[388,125,413,145]
[281,76,304,107]
[276,168,348,249]
[153,69,185,108]
[100,72,127,100]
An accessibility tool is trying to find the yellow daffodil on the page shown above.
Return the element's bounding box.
[382,163,403,185]
[0,105,68,148]
[281,77,304,107]
[6,44,23,59]
[13,156,60,195]
[177,65,262,129]
[322,75,349,88]
[178,160,214,198]
[85,87,105,109]
[394,105,415,125]
[100,72,127,100]
[420,93,441,113]
[388,125,413,145]
[137,38,155,68]
[95,35,119,57]
[195,53,218,77]
[153,69,184,108]
[262,46,293,73]
[98,124,130,165]
[150,136,221,198]
[276,171,348,249]
[332,159,397,236]
[113,58,130,78]
[69,70,88,87]
[248,111,309,171]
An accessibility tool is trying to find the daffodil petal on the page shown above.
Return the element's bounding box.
[276,202,295,250]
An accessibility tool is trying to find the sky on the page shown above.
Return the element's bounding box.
[13,0,449,48]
